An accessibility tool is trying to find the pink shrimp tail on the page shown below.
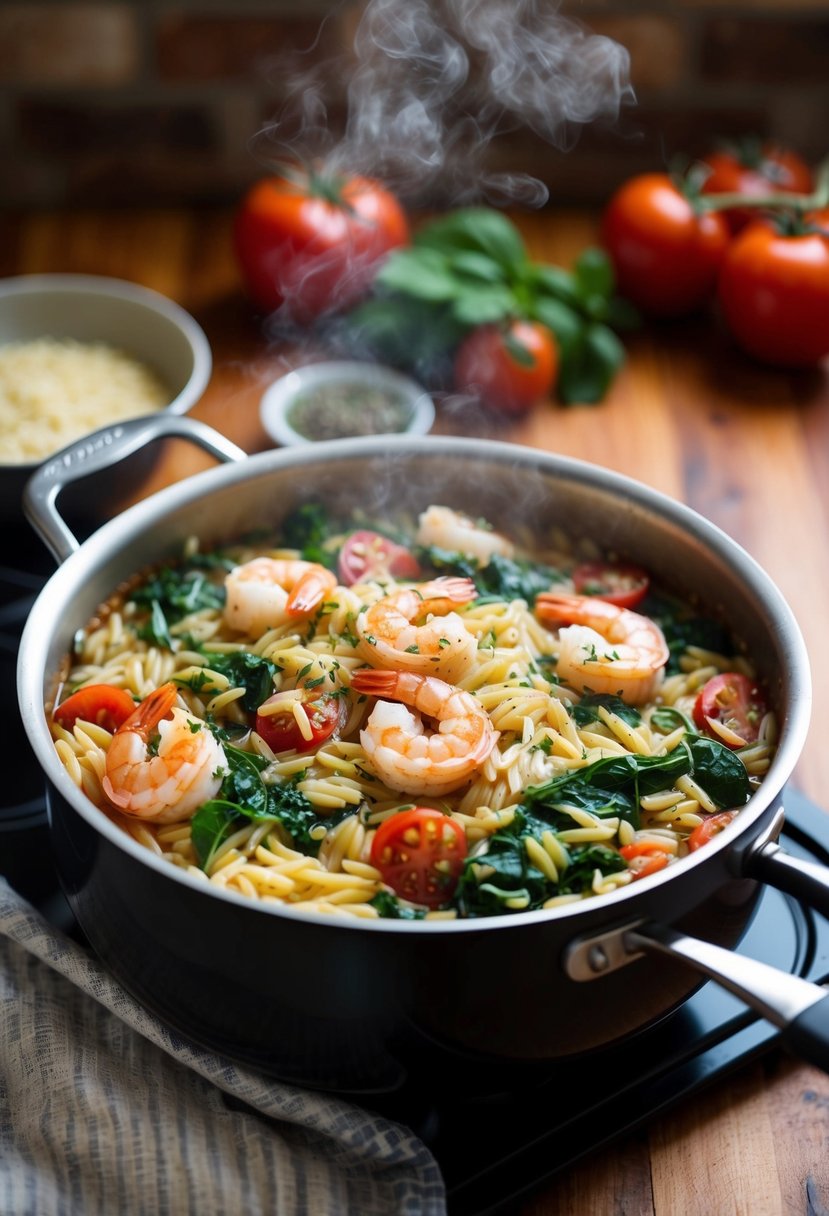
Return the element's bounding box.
[351,669,401,697]
[286,568,334,616]
[422,576,476,605]
[118,681,179,739]
[535,592,611,625]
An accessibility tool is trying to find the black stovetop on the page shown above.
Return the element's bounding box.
[4,543,829,1216]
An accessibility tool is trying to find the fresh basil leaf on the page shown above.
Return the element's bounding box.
[451,284,516,326]
[414,208,527,271]
[573,247,615,308]
[557,323,625,405]
[375,247,460,301]
[220,743,269,816]
[527,263,583,309]
[529,296,582,355]
[451,250,509,283]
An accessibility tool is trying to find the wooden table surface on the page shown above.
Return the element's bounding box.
[5,206,829,1215]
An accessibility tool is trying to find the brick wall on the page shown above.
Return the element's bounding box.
[2,0,826,210]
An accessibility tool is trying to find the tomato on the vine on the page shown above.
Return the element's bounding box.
[255,690,345,754]
[717,213,829,367]
[370,806,468,908]
[571,562,649,609]
[453,319,558,415]
[601,173,730,317]
[53,684,136,733]
[692,672,767,748]
[700,142,813,233]
[234,167,410,322]
[337,530,421,586]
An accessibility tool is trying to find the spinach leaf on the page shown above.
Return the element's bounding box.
[686,736,751,808]
[559,845,628,895]
[416,545,565,604]
[132,557,229,646]
[281,504,337,568]
[570,693,642,728]
[191,741,351,869]
[191,798,261,872]
[370,891,427,920]
[454,808,627,917]
[180,651,279,713]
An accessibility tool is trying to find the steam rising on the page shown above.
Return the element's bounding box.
[255,0,633,207]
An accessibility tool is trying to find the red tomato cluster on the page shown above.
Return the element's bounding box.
[601,143,829,368]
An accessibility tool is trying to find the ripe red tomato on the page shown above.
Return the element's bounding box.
[717,215,829,367]
[571,562,649,609]
[687,810,738,852]
[337,530,421,586]
[692,672,767,747]
[700,143,814,233]
[618,840,673,879]
[370,806,468,908]
[453,319,558,415]
[53,684,136,733]
[234,167,410,322]
[255,690,345,753]
[601,173,730,317]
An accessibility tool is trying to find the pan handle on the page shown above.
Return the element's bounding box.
[23,414,246,563]
[627,921,829,1073]
[730,804,829,921]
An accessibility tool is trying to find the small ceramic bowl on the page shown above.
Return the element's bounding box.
[0,273,212,526]
[260,360,435,447]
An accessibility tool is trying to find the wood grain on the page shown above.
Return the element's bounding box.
[5,204,829,1215]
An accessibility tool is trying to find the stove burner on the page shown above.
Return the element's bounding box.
[3,547,829,1215]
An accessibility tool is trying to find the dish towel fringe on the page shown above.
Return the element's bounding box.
[0,878,446,1216]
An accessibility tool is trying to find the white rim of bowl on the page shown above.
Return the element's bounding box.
[259,361,436,446]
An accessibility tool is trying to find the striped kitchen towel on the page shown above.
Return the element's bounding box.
[0,879,446,1215]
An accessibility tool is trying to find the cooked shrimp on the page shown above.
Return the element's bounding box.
[535,592,669,706]
[224,557,337,635]
[357,577,478,682]
[350,669,497,796]
[416,505,514,565]
[103,682,227,823]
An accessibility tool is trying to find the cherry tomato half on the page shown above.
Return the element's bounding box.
[717,215,829,367]
[234,167,410,322]
[255,690,346,754]
[601,173,730,317]
[693,672,767,748]
[337,530,421,586]
[53,684,136,733]
[619,840,673,879]
[687,810,738,852]
[571,562,649,609]
[370,806,468,908]
[453,319,558,416]
[700,142,813,233]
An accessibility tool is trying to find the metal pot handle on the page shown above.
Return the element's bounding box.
[23,414,247,563]
[729,805,829,920]
[566,919,829,1073]
[628,923,829,1073]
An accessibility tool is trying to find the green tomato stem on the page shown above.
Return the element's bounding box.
[697,156,829,214]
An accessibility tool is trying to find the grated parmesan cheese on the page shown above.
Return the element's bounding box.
[0,337,170,463]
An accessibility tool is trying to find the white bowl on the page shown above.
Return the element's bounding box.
[0,273,212,523]
[260,360,435,447]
